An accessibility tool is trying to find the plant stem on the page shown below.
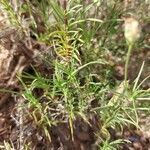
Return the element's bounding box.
[124,44,133,88]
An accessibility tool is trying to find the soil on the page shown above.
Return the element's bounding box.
[0,29,149,150]
[0,2,150,150]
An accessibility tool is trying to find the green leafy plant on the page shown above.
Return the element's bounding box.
[0,0,149,149]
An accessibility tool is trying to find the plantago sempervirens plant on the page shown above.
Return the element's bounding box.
[124,16,141,87]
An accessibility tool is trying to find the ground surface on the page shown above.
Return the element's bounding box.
[0,1,150,150]
[0,29,149,149]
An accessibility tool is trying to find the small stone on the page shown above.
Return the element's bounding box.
[133,142,142,149]
[0,117,5,128]
[124,131,131,137]
[128,147,135,150]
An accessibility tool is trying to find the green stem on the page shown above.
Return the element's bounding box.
[124,44,133,88]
